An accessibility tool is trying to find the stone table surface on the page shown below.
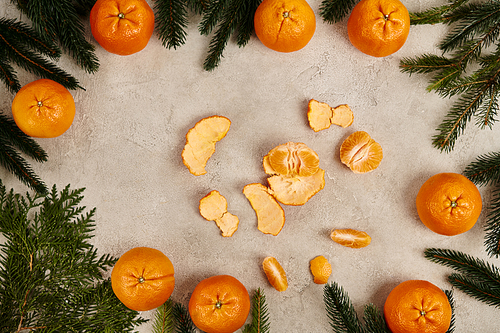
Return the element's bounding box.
[1,0,500,331]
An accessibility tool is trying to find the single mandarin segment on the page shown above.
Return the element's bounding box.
[347,0,410,57]
[188,275,250,333]
[263,142,325,205]
[310,255,332,284]
[340,131,383,173]
[330,228,371,248]
[262,256,288,292]
[90,0,155,55]
[307,99,354,132]
[254,0,316,52]
[199,190,239,237]
[243,183,286,236]
[416,172,482,236]
[11,79,75,138]
[384,280,452,333]
[111,247,175,311]
[182,115,231,176]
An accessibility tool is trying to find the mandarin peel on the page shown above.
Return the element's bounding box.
[340,131,383,174]
[310,255,332,284]
[199,190,239,237]
[182,115,231,176]
[263,142,325,206]
[330,228,371,248]
[307,99,354,132]
[243,183,285,236]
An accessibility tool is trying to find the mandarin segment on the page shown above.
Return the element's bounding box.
[384,280,452,333]
[262,256,288,292]
[243,183,285,236]
[330,228,371,248]
[182,115,231,176]
[267,142,319,177]
[340,131,383,174]
[199,190,239,237]
[310,255,332,284]
[307,99,354,132]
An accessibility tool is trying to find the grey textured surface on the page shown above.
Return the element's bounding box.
[1,0,500,331]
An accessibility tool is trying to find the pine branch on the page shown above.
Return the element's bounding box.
[243,288,270,333]
[409,0,469,25]
[319,0,358,24]
[0,17,81,92]
[155,0,190,50]
[444,290,456,333]
[362,304,390,333]
[464,151,500,187]
[13,0,99,74]
[0,182,146,331]
[323,282,365,333]
[484,185,500,258]
[173,302,197,333]
[0,113,48,194]
[425,248,500,308]
[153,299,175,333]
[202,0,258,71]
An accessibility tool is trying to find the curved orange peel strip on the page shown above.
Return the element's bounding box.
[330,228,371,248]
[340,131,383,174]
[243,183,285,236]
[262,256,288,292]
[199,190,239,237]
[267,169,325,206]
[308,99,354,132]
[310,255,332,284]
[182,115,231,176]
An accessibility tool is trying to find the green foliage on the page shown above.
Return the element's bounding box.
[243,288,270,333]
[425,248,500,308]
[0,182,146,332]
[324,281,455,333]
[319,0,358,24]
[463,152,500,257]
[0,17,81,93]
[172,302,197,333]
[399,0,500,152]
[0,112,48,194]
[153,299,175,333]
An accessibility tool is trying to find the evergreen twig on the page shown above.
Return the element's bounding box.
[463,152,500,257]
[0,113,48,194]
[425,248,500,308]
[12,0,99,74]
[155,0,190,50]
[0,182,146,332]
[399,0,500,152]
[153,299,175,333]
[319,0,358,24]
[243,288,270,333]
[0,17,81,92]
[173,302,197,333]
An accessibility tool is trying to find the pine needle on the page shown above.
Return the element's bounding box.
[323,282,365,333]
[153,299,175,333]
[243,288,270,333]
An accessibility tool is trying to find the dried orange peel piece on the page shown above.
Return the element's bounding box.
[243,183,285,236]
[263,142,325,206]
[199,190,239,237]
[340,131,383,174]
[330,228,371,248]
[310,255,332,284]
[307,99,354,132]
[182,115,231,176]
[262,256,288,292]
